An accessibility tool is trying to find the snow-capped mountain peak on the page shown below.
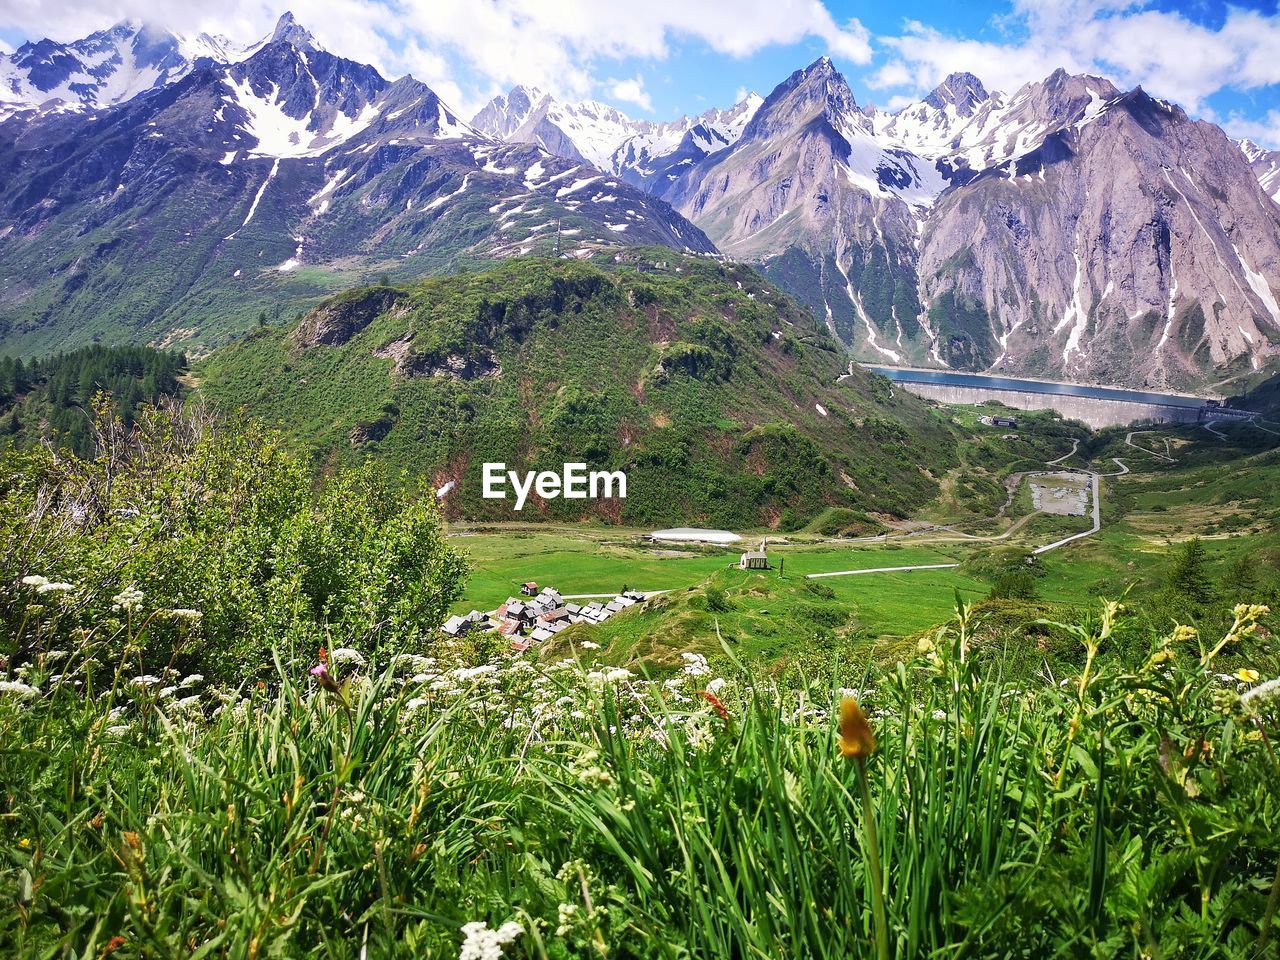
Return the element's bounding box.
[1239,138,1280,203]
[259,11,323,55]
[215,26,479,163]
[0,18,256,121]
[922,71,989,116]
[471,86,647,171]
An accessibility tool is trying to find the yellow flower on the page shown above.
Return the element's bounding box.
[838,697,876,760]
[1235,668,1260,683]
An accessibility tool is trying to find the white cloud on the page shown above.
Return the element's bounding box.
[606,75,653,113]
[1225,109,1280,151]
[872,0,1280,113]
[0,0,872,118]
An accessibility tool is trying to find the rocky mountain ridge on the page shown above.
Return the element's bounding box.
[3,13,1280,389]
[0,14,713,357]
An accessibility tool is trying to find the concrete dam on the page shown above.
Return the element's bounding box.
[864,366,1225,430]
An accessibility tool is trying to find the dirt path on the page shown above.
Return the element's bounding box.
[807,562,961,579]
[1126,431,1176,462]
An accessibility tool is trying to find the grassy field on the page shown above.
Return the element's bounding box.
[446,411,1280,665]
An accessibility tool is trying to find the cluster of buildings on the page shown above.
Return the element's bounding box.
[439,582,646,653]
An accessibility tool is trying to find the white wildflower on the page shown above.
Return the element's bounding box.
[159,686,178,699]
[405,698,429,712]
[104,725,131,737]
[21,575,49,588]
[179,674,204,688]
[329,648,366,668]
[459,919,523,960]
[172,695,203,711]
[705,677,727,694]
[579,640,600,650]
[37,581,75,594]
[1242,676,1280,709]
[556,903,578,936]
[111,586,144,613]
[0,680,40,699]
[392,654,434,674]
[681,652,710,677]
[130,675,162,689]
[167,608,202,621]
[453,664,498,681]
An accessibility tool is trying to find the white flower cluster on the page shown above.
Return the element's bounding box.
[112,585,145,613]
[458,919,522,960]
[1242,676,1280,709]
[587,667,634,687]
[681,652,710,678]
[21,575,76,595]
[329,648,366,668]
[0,679,40,699]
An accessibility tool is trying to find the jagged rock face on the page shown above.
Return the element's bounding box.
[647,61,1280,387]
[0,20,714,357]
[663,58,944,364]
[293,287,407,346]
[918,90,1280,386]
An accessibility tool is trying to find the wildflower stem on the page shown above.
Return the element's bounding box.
[855,756,889,960]
[1259,858,1280,950]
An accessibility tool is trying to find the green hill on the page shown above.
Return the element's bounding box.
[197,250,956,528]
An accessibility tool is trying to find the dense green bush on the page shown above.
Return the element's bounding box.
[1,402,466,683]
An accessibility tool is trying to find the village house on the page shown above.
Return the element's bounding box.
[438,583,647,652]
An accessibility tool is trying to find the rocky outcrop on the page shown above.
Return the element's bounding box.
[293,288,405,347]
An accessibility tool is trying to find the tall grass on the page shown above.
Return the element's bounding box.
[2,601,1279,958]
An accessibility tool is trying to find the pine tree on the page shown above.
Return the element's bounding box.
[1168,537,1214,606]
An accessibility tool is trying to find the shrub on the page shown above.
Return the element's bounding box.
[0,402,466,683]
[704,584,731,613]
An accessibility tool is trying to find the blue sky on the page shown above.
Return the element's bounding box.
[4,0,1280,144]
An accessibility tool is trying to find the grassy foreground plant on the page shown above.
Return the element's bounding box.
[3,592,1279,957]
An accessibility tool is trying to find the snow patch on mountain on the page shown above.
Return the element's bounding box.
[224,75,381,158]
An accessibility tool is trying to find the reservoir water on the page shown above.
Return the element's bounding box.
[864,367,1209,410]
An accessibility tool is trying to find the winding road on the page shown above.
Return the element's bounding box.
[805,438,1115,579]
